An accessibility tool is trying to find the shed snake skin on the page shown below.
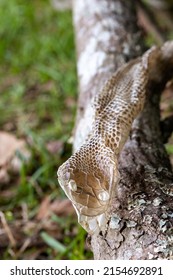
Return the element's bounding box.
[57,41,173,235]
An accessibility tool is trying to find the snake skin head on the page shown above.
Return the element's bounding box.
[57,141,119,234]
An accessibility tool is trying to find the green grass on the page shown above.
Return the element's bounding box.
[0,0,92,259]
[165,143,173,155]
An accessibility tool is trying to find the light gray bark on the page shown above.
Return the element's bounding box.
[72,0,143,151]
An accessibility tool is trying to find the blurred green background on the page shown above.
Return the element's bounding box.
[0,0,92,259]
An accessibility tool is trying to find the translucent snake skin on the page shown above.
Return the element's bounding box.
[57,42,173,235]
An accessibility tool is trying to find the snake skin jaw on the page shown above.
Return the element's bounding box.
[78,164,120,235]
[57,156,119,235]
[77,212,110,235]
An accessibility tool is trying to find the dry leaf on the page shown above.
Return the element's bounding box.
[37,196,51,220]
[50,199,74,216]
[0,131,25,166]
[37,198,75,220]
[160,82,173,117]
[0,168,9,184]
[0,131,30,183]
[46,140,63,154]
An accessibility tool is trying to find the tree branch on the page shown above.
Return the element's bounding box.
[72,0,173,259]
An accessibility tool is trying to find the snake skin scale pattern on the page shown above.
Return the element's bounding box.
[57,42,173,235]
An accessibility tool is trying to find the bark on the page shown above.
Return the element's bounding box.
[72,0,173,259]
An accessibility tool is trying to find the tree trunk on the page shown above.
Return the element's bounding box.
[72,0,173,259]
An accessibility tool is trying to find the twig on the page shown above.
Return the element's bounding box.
[0,211,16,247]
[137,0,165,44]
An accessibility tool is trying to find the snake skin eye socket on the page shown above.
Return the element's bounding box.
[68,180,77,191]
[98,191,109,201]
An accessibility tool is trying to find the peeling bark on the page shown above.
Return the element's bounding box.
[72,0,173,259]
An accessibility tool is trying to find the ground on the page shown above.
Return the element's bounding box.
[0,0,91,260]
